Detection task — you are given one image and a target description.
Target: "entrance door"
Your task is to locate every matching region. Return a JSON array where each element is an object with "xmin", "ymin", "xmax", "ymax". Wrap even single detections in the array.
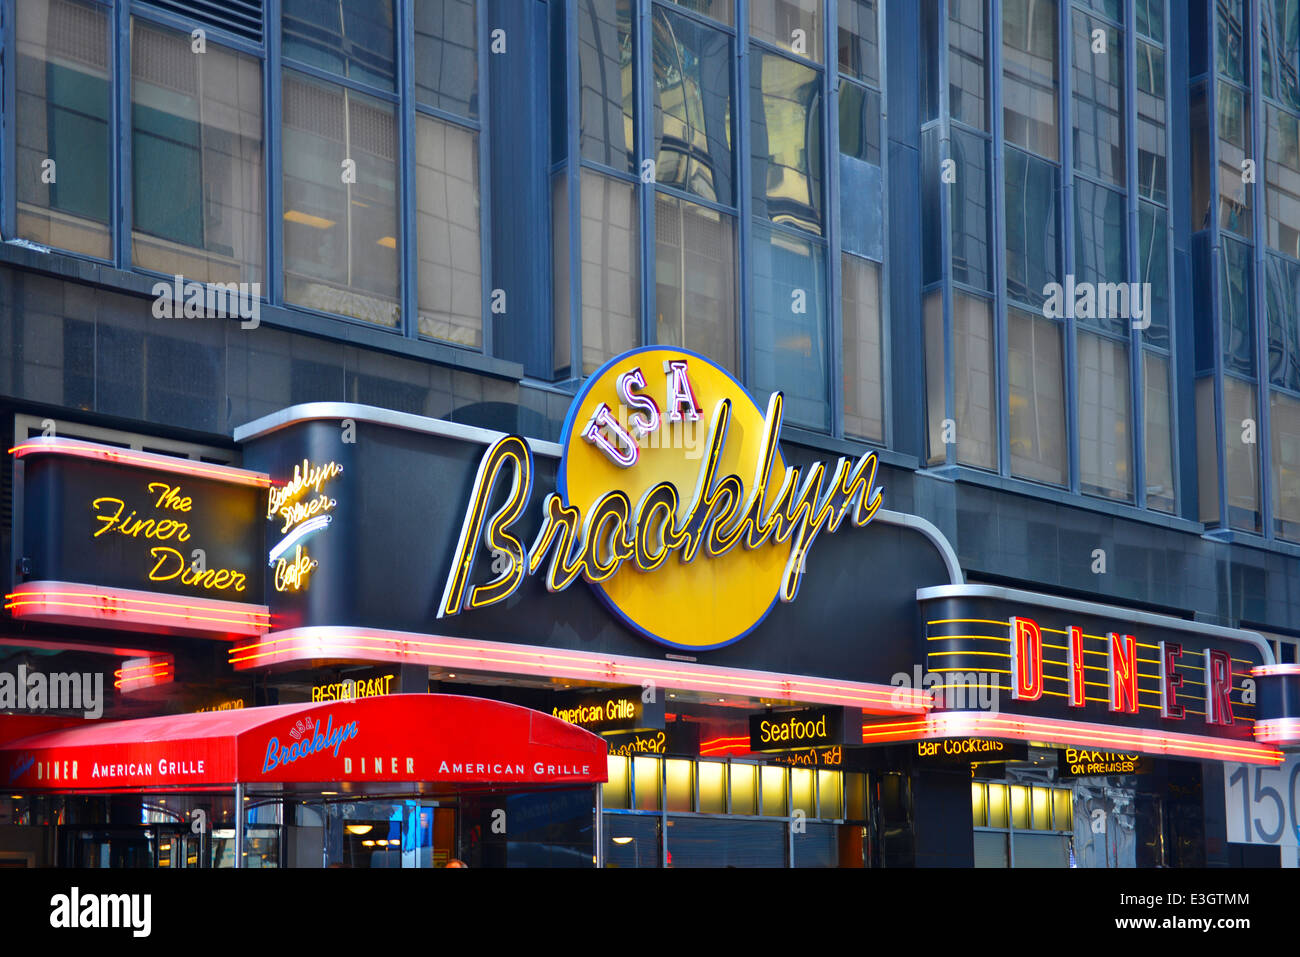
[
  {"xmin": 324, "ymin": 800, "xmax": 457, "ymax": 867},
  {"xmin": 64, "ymin": 826, "xmax": 200, "ymax": 868}
]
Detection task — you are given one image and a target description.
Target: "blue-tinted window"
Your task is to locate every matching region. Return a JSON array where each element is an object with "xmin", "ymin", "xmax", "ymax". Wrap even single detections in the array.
[
  {"xmin": 839, "ymin": 83, "xmax": 882, "ymax": 259},
  {"xmin": 1004, "ymin": 149, "xmax": 1060, "ymax": 309},
  {"xmin": 414, "ymin": 0, "xmax": 478, "ymax": 118},
  {"xmin": 1216, "ymin": 0, "xmax": 1248, "ymax": 83},
  {"xmin": 1136, "ymin": 40, "xmax": 1167, "ymax": 204},
  {"xmin": 1267, "ymin": 254, "xmax": 1300, "ymax": 391},
  {"xmin": 1071, "ymin": 11, "xmax": 1124, "ymax": 185},
  {"xmin": 751, "ymin": 50, "xmax": 823, "ymax": 235},
  {"xmin": 283, "ymin": 0, "xmax": 396, "ymax": 90},
  {"xmin": 1074, "ymin": 178, "xmax": 1128, "ymax": 336},
  {"xmin": 751, "ymin": 223, "xmax": 828, "ymax": 430},
  {"xmin": 1221, "ymin": 236, "xmax": 1256, "ymax": 377},
  {"xmin": 1138, "ymin": 201, "xmax": 1171, "ymax": 350},
  {"xmin": 1262, "ymin": 0, "xmax": 1300, "ymax": 111},
  {"xmin": 951, "ymin": 127, "xmax": 992, "ymax": 290},
  {"xmin": 1136, "ymin": 0, "xmax": 1165, "ymax": 43},
  {"xmin": 838, "ymin": 0, "xmax": 879, "ymax": 85}
]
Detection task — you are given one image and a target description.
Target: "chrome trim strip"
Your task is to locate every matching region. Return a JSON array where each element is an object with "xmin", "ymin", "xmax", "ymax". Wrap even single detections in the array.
[{"xmin": 877, "ymin": 509, "xmax": 963, "ymax": 585}]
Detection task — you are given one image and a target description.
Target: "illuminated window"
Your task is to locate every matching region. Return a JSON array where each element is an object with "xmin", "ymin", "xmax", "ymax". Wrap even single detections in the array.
[
  {"xmin": 760, "ymin": 765, "xmax": 788, "ymax": 817},
  {"xmin": 974, "ymin": 781, "xmax": 1074, "ymax": 867},
  {"xmin": 697, "ymin": 761, "xmax": 727, "ymax": 814},
  {"xmin": 817, "ymin": 770, "xmax": 843, "ymax": 819},
  {"xmin": 729, "ymin": 762, "xmax": 758, "ymax": 816},
  {"xmin": 633, "ymin": 756, "xmax": 662, "ymax": 811},
  {"xmin": 604, "ymin": 755, "xmax": 631, "ymax": 810},
  {"xmin": 665, "ymin": 759, "xmax": 694, "ymax": 813},
  {"xmin": 791, "ymin": 767, "xmax": 815, "ymax": 818}
]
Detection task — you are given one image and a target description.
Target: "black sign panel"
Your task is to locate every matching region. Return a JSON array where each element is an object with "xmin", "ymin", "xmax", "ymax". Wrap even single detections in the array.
[
  {"xmin": 550, "ymin": 688, "xmax": 666, "ymax": 732},
  {"xmin": 21, "ymin": 454, "xmax": 263, "ymax": 602},
  {"xmin": 604, "ymin": 723, "xmax": 701, "ymax": 756},
  {"xmin": 748, "ymin": 707, "xmax": 860, "ymax": 752},
  {"xmin": 1057, "ymin": 748, "xmax": 1152, "ymax": 778},
  {"xmin": 913, "ymin": 738, "xmax": 1028, "ymax": 766}
]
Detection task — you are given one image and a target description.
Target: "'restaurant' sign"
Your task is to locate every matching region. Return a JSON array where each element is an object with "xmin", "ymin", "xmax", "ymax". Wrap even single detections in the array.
[
  {"xmin": 436, "ymin": 348, "xmax": 884, "ymax": 651},
  {"xmin": 748, "ymin": 707, "xmax": 860, "ymax": 752}
]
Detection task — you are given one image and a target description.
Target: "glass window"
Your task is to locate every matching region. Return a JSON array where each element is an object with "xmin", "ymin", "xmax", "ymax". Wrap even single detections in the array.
[
  {"xmin": 1267, "ymin": 255, "xmax": 1300, "ymax": 391},
  {"xmin": 925, "ymin": 291, "xmax": 947, "ymax": 464},
  {"xmin": 633, "ymin": 756, "xmax": 661, "ymax": 810},
  {"xmin": 954, "ymin": 293, "xmax": 998, "ymax": 469},
  {"xmin": 580, "ymin": 0, "xmax": 634, "ymax": 172},
  {"xmin": 1136, "ymin": 0, "xmax": 1164, "ymax": 43},
  {"xmin": 1225, "ymin": 375, "xmax": 1262, "ymax": 531},
  {"xmin": 414, "ymin": 0, "xmax": 478, "ymax": 118},
  {"xmin": 729, "ymin": 762, "xmax": 758, "ymax": 815},
  {"xmin": 1266, "ymin": 105, "xmax": 1300, "ymax": 259},
  {"xmin": 655, "ymin": 194, "xmax": 737, "ymax": 371},
  {"xmin": 15, "ymin": 0, "xmax": 112, "ymax": 259},
  {"xmin": 842, "ymin": 254, "xmax": 884, "ymax": 441},
  {"xmin": 416, "ymin": 114, "xmax": 482, "ymax": 347},
  {"xmin": 582, "ymin": 170, "xmax": 640, "ymax": 372},
  {"xmin": 1144, "ymin": 351, "xmax": 1176, "ymax": 512},
  {"xmin": 1002, "ymin": 0, "xmax": 1059, "ymax": 160},
  {"xmin": 974, "ymin": 830, "xmax": 1009, "ymax": 867},
  {"xmin": 761, "ymin": 765, "xmax": 788, "ymax": 816},
  {"xmin": 751, "ymin": 50, "xmax": 824, "ymax": 235},
  {"xmin": 751, "ymin": 222, "xmax": 828, "ymax": 429},
  {"xmin": 1078, "ymin": 332, "xmax": 1133, "ymax": 501},
  {"xmin": 1008, "ymin": 307, "xmax": 1067, "ymax": 485},
  {"xmin": 972, "ymin": 782, "xmax": 988, "ymax": 826},
  {"xmin": 1136, "ymin": 41, "xmax": 1167, "ymax": 204},
  {"xmin": 1005, "ymin": 149, "xmax": 1060, "ymax": 310},
  {"xmin": 1216, "ymin": 0, "xmax": 1248, "ymax": 84},
  {"xmin": 1218, "ymin": 81, "xmax": 1252, "ymax": 236},
  {"xmin": 987, "ymin": 782, "xmax": 1009, "ymax": 827},
  {"xmin": 604, "ymin": 756, "xmax": 630, "ymax": 808},
  {"xmin": 664, "ymin": 0, "xmax": 735, "ymax": 24},
  {"xmin": 838, "ymin": 0, "xmax": 879, "ymax": 84},
  {"xmin": 1190, "ymin": 82, "xmax": 1213, "ymax": 231},
  {"xmin": 791, "ymin": 767, "xmax": 815, "ymax": 817},
  {"xmin": 951, "ymin": 128, "xmax": 993, "ymax": 291},
  {"xmin": 1262, "ymin": 0, "xmax": 1300, "ymax": 111},
  {"xmin": 697, "ymin": 761, "xmax": 727, "ymax": 813},
  {"xmin": 1273, "ymin": 391, "xmax": 1300, "ymax": 541},
  {"xmin": 750, "ymin": 0, "xmax": 823, "ymax": 63},
  {"xmin": 1196, "ymin": 376, "xmax": 1220, "ymax": 522},
  {"xmin": 666, "ymin": 816, "xmax": 786, "ymax": 866},
  {"xmin": 1012, "ymin": 832, "xmax": 1069, "ymax": 866},
  {"xmin": 1009, "ymin": 784, "xmax": 1029, "ymax": 829},
  {"xmin": 949, "ymin": 0, "xmax": 988, "ymax": 130},
  {"xmin": 1074, "ymin": 179, "xmax": 1128, "ymax": 336},
  {"xmin": 1138, "ymin": 201, "xmax": 1171, "ymax": 350},
  {"xmin": 129, "ymin": 20, "xmax": 264, "ymax": 285},
  {"xmin": 653, "ymin": 7, "xmax": 734, "ymax": 205},
  {"xmin": 282, "ymin": 0, "xmax": 396, "ymax": 90},
  {"xmin": 603, "ymin": 813, "xmax": 658, "ymax": 867},
  {"xmin": 1221, "ymin": 236, "xmax": 1256, "ymax": 377},
  {"xmin": 1071, "ymin": 11, "xmax": 1124, "ymax": 185},
  {"xmin": 282, "ymin": 71, "xmax": 400, "ymax": 327},
  {"xmin": 1030, "ymin": 785, "xmax": 1052, "ymax": 829},
  {"xmin": 665, "ymin": 759, "xmax": 694, "ymax": 812},
  {"xmin": 839, "ymin": 83, "xmax": 882, "ymax": 259}
]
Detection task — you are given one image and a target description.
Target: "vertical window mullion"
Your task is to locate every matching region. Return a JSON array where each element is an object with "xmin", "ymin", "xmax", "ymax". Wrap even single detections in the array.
[
  {"xmin": 736, "ymin": 1, "xmax": 752, "ymax": 385},
  {"xmin": 2, "ymin": 0, "xmax": 15, "ymax": 240},
  {"xmin": 1060, "ymin": 2, "xmax": 1079, "ymax": 493},
  {"xmin": 114, "ymin": 0, "xmax": 130, "ymax": 270},
  {"xmin": 399, "ymin": 0, "xmax": 417, "ymax": 339},
  {"xmin": 267, "ymin": 0, "xmax": 284, "ymax": 305},
  {"xmin": 477, "ymin": 0, "xmax": 493, "ymax": 355},
  {"xmin": 639, "ymin": 0, "xmax": 655, "ymax": 353},
  {"xmin": 827, "ymin": 0, "xmax": 844, "ymax": 438},
  {"xmin": 1125, "ymin": 0, "xmax": 1147, "ymax": 509},
  {"xmin": 1252, "ymin": 0, "xmax": 1275, "ymax": 537},
  {"xmin": 566, "ymin": 0, "xmax": 582, "ymax": 379},
  {"xmin": 941, "ymin": 0, "xmax": 958, "ymax": 468}
]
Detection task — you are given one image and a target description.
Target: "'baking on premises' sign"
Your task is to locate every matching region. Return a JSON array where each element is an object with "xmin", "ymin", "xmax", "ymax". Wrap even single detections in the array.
[{"xmin": 437, "ymin": 348, "xmax": 885, "ymax": 651}]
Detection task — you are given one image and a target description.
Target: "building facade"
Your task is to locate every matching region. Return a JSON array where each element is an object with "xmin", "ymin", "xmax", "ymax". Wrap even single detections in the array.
[{"xmin": 0, "ymin": 0, "xmax": 1297, "ymax": 868}]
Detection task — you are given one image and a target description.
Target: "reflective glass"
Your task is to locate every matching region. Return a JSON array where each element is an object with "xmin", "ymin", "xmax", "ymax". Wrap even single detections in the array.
[
  {"xmin": 416, "ymin": 114, "xmax": 481, "ymax": 347},
  {"xmin": 842, "ymin": 253, "xmax": 884, "ymax": 441},
  {"xmin": 1272, "ymin": 390, "xmax": 1300, "ymax": 540},
  {"xmin": 655, "ymin": 194, "xmax": 737, "ymax": 371},
  {"xmin": 1266, "ymin": 254, "xmax": 1300, "ymax": 391},
  {"xmin": 1071, "ymin": 11, "xmax": 1124, "ymax": 185},
  {"xmin": 838, "ymin": 0, "xmax": 878, "ymax": 84},
  {"xmin": 1136, "ymin": 41, "xmax": 1167, "ymax": 204},
  {"xmin": 580, "ymin": 0, "xmax": 634, "ymax": 171},
  {"xmin": 951, "ymin": 128, "xmax": 992, "ymax": 290},
  {"xmin": 1078, "ymin": 332, "xmax": 1133, "ymax": 501},
  {"xmin": 1002, "ymin": 0, "xmax": 1059, "ymax": 159},
  {"xmin": 949, "ymin": 0, "xmax": 988, "ymax": 130},
  {"xmin": 582, "ymin": 170, "xmax": 640, "ymax": 372},
  {"xmin": 1005, "ymin": 150, "xmax": 1060, "ymax": 310},
  {"xmin": 1218, "ymin": 81, "xmax": 1252, "ymax": 236},
  {"xmin": 1008, "ymin": 308, "xmax": 1067, "ymax": 485},
  {"xmin": 1144, "ymin": 351, "xmax": 1176, "ymax": 513},
  {"xmin": 1138, "ymin": 201, "xmax": 1171, "ymax": 349},
  {"xmin": 1266, "ymin": 104, "xmax": 1300, "ymax": 258},
  {"xmin": 414, "ymin": 0, "xmax": 478, "ymax": 117},
  {"xmin": 750, "ymin": 0, "xmax": 824, "ymax": 63},
  {"xmin": 282, "ymin": 0, "xmax": 396, "ymax": 90},
  {"xmin": 1074, "ymin": 179, "xmax": 1128, "ymax": 337},
  {"xmin": 751, "ymin": 50, "xmax": 824, "ymax": 234},
  {"xmin": 1221, "ymin": 236, "xmax": 1256, "ymax": 376}
]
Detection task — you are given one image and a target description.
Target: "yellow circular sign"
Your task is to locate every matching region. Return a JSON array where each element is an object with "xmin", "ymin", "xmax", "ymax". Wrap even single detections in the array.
[{"xmin": 559, "ymin": 348, "xmax": 790, "ymax": 650}]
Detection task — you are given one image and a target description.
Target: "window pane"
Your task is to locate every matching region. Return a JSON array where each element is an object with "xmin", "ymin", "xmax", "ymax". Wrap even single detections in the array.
[
  {"xmin": 761, "ymin": 765, "xmax": 788, "ymax": 816},
  {"xmin": 665, "ymin": 759, "xmax": 694, "ymax": 813},
  {"xmin": 925, "ymin": 291, "xmax": 947, "ymax": 464},
  {"xmin": 951, "ymin": 128, "xmax": 992, "ymax": 290},
  {"xmin": 15, "ymin": 0, "xmax": 112, "ymax": 259},
  {"xmin": 1218, "ymin": 81, "xmax": 1252, "ymax": 236},
  {"xmin": 282, "ymin": 0, "xmax": 396, "ymax": 91},
  {"xmin": 656, "ymin": 194, "xmax": 736, "ymax": 371},
  {"xmin": 1009, "ymin": 784, "xmax": 1029, "ymax": 829},
  {"xmin": 552, "ymin": 174, "xmax": 572, "ymax": 376},
  {"xmin": 1216, "ymin": 0, "xmax": 1248, "ymax": 84},
  {"xmin": 1136, "ymin": 0, "xmax": 1164, "ymax": 43},
  {"xmin": 1273, "ymin": 391, "xmax": 1300, "ymax": 541},
  {"xmin": 955, "ymin": 293, "xmax": 998, "ymax": 469},
  {"xmin": 987, "ymin": 782, "xmax": 1009, "ymax": 827},
  {"xmin": 1196, "ymin": 376, "xmax": 1220, "ymax": 523},
  {"xmin": 1002, "ymin": 0, "xmax": 1059, "ymax": 160},
  {"xmin": 1008, "ymin": 308, "xmax": 1067, "ymax": 485},
  {"xmin": 1138, "ymin": 202, "xmax": 1171, "ymax": 349},
  {"xmin": 664, "ymin": 0, "xmax": 735, "ymax": 24},
  {"xmin": 282, "ymin": 71, "xmax": 400, "ymax": 327},
  {"xmin": 1012, "ymin": 832, "xmax": 1069, "ymax": 866},
  {"xmin": 1052, "ymin": 787, "xmax": 1074, "ymax": 830},
  {"xmin": 972, "ymin": 782, "xmax": 988, "ymax": 826},
  {"xmin": 416, "ymin": 114, "xmax": 482, "ymax": 348},
  {"xmin": 1030, "ymin": 786, "xmax": 1051, "ymax": 830},
  {"xmin": 842, "ymin": 254, "xmax": 884, "ymax": 441},
  {"xmin": 730, "ymin": 763, "xmax": 758, "ymax": 815},
  {"xmin": 603, "ymin": 756, "xmax": 630, "ymax": 809},
  {"xmin": 791, "ymin": 767, "xmax": 815, "ymax": 817},
  {"xmin": 751, "ymin": 223, "xmax": 828, "ymax": 430},
  {"xmin": 653, "ymin": 8, "xmax": 734, "ymax": 205},
  {"xmin": 1136, "ymin": 41, "xmax": 1167, "ymax": 204},
  {"xmin": 603, "ymin": 813, "xmax": 657, "ymax": 867},
  {"xmin": 130, "ymin": 20, "xmax": 264, "ymax": 285},
  {"xmin": 698, "ymin": 761, "xmax": 727, "ymax": 813},
  {"xmin": 1005, "ymin": 150, "xmax": 1060, "ymax": 310},
  {"xmin": 1071, "ymin": 11, "xmax": 1124, "ymax": 185},
  {"xmin": 839, "ymin": 83, "xmax": 882, "ymax": 258},
  {"xmin": 1221, "ymin": 236, "xmax": 1256, "ymax": 377},
  {"xmin": 949, "ymin": 0, "xmax": 988, "ymax": 130},
  {"xmin": 974, "ymin": 831, "xmax": 1009, "ymax": 867},
  {"xmin": 1078, "ymin": 333, "xmax": 1133, "ymax": 501},
  {"xmin": 1266, "ymin": 105, "xmax": 1300, "ymax": 259},
  {"xmin": 1262, "ymin": 0, "xmax": 1300, "ymax": 111},
  {"xmin": 1225, "ymin": 376, "xmax": 1262, "ymax": 531},
  {"xmin": 1267, "ymin": 255, "xmax": 1300, "ymax": 391},
  {"xmin": 1074, "ymin": 179, "xmax": 1128, "ymax": 337},
  {"xmin": 583, "ymin": 171, "xmax": 640, "ymax": 373},
  {"xmin": 750, "ymin": 0, "xmax": 824, "ymax": 63},
  {"xmin": 580, "ymin": 0, "xmax": 634, "ymax": 171},
  {"xmin": 752, "ymin": 50, "xmax": 824, "ymax": 235},
  {"xmin": 666, "ymin": 817, "xmax": 786, "ymax": 867},
  {"xmin": 414, "ymin": 0, "xmax": 477, "ymax": 117},
  {"xmin": 838, "ymin": 0, "xmax": 879, "ymax": 85},
  {"xmin": 1144, "ymin": 351, "xmax": 1176, "ymax": 513},
  {"xmin": 633, "ymin": 756, "xmax": 661, "ymax": 810},
  {"xmin": 1190, "ymin": 82, "xmax": 1213, "ymax": 231}
]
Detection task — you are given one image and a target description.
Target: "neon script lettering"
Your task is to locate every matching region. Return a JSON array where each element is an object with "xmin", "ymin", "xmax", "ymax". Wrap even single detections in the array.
[{"xmin": 262, "ymin": 714, "xmax": 358, "ymax": 773}]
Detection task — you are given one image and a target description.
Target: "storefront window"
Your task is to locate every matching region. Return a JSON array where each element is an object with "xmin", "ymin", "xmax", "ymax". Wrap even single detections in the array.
[
  {"xmin": 760, "ymin": 765, "xmax": 788, "ymax": 816},
  {"xmin": 730, "ymin": 762, "xmax": 758, "ymax": 815},
  {"xmin": 698, "ymin": 761, "xmax": 727, "ymax": 814},
  {"xmin": 974, "ymin": 782, "xmax": 1073, "ymax": 867},
  {"xmin": 634, "ymin": 756, "xmax": 662, "ymax": 811}
]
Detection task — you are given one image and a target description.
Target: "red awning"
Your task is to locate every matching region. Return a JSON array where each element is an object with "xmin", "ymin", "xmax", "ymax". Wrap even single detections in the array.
[{"xmin": 0, "ymin": 694, "xmax": 608, "ymax": 791}]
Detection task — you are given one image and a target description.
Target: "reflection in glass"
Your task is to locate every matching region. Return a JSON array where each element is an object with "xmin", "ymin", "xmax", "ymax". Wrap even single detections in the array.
[
  {"xmin": 953, "ymin": 294, "xmax": 998, "ymax": 469},
  {"xmin": 1078, "ymin": 332, "xmax": 1133, "ymax": 502},
  {"xmin": 838, "ymin": 0, "xmax": 879, "ymax": 84},
  {"xmin": 750, "ymin": 0, "xmax": 824, "ymax": 63},
  {"xmin": 1002, "ymin": 0, "xmax": 1059, "ymax": 159},
  {"xmin": 414, "ymin": 0, "xmax": 478, "ymax": 117},
  {"xmin": 1272, "ymin": 391, "xmax": 1300, "ymax": 541},
  {"xmin": 1144, "ymin": 352, "xmax": 1176, "ymax": 513},
  {"xmin": 1216, "ymin": 0, "xmax": 1248, "ymax": 84},
  {"xmin": 751, "ymin": 223, "xmax": 829, "ymax": 430},
  {"xmin": 1138, "ymin": 201, "xmax": 1171, "ymax": 350},
  {"xmin": 416, "ymin": 114, "xmax": 481, "ymax": 347},
  {"xmin": 580, "ymin": 0, "xmax": 634, "ymax": 171},
  {"xmin": 1224, "ymin": 376, "xmax": 1262, "ymax": 532},
  {"xmin": 1266, "ymin": 254, "xmax": 1300, "ymax": 391},
  {"xmin": 1217, "ymin": 81, "xmax": 1251, "ymax": 236},
  {"xmin": 653, "ymin": 8, "xmax": 733, "ymax": 204},
  {"xmin": 282, "ymin": 71, "xmax": 399, "ymax": 327},
  {"xmin": 951, "ymin": 128, "xmax": 992, "ymax": 290},
  {"xmin": 282, "ymin": 0, "xmax": 396, "ymax": 91},
  {"xmin": 839, "ymin": 83, "xmax": 883, "ymax": 259},
  {"xmin": 949, "ymin": 0, "xmax": 988, "ymax": 130},
  {"xmin": 16, "ymin": 0, "xmax": 112, "ymax": 259},
  {"xmin": 583, "ymin": 171, "xmax": 640, "ymax": 373},
  {"xmin": 1074, "ymin": 179, "xmax": 1128, "ymax": 336},
  {"xmin": 1005, "ymin": 150, "xmax": 1060, "ymax": 309},
  {"xmin": 1136, "ymin": 0, "xmax": 1164, "ymax": 43},
  {"xmin": 751, "ymin": 50, "xmax": 824, "ymax": 235},
  {"xmin": 1072, "ymin": 11, "xmax": 1124, "ymax": 185},
  {"xmin": 130, "ymin": 20, "xmax": 264, "ymax": 285},
  {"xmin": 1008, "ymin": 308, "xmax": 1067, "ymax": 486},
  {"xmin": 655, "ymin": 194, "xmax": 736, "ymax": 371},
  {"xmin": 1220, "ymin": 236, "xmax": 1256, "ymax": 377},
  {"xmin": 1262, "ymin": 0, "xmax": 1300, "ymax": 111},
  {"xmin": 1136, "ymin": 40, "xmax": 1167, "ymax": 204},
  {"xmin": 1265, "ymin": 105, "xmax": 1300, "ymax": 259},
  {"xmin": 842, "ymin": 254, "xmax": 884, "ymax": 441}
]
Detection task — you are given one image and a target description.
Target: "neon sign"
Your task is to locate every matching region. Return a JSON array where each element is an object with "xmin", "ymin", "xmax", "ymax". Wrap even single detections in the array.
[
  {"xmin": 268, "ymin": 459, "xmax": 341, "ymax": 593},
  {"xmin": 438, "ymin": 348, "xmax": 884, "ymax": 651}
]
